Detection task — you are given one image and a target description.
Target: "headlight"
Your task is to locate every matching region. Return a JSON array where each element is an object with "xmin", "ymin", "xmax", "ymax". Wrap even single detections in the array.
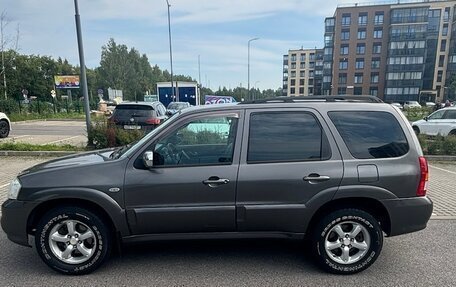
[{"xmin": 8, "ymin": 178, "xmax": 21, "ymax": 200}]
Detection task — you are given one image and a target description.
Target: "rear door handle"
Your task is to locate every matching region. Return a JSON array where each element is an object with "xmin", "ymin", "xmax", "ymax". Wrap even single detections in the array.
[
  {"xmin": 203, "ymin": 177, "xmax": 230, "ymax": 188},
  {"xmin": 303, "ymin": 173, "xmax": 331, "ymax": 183}
]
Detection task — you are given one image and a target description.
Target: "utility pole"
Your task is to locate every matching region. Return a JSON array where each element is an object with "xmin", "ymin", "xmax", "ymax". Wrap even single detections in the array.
[
  {"xmin": 1, "ymin": 12, "xmax": 7, "ymax": 99},
  {"xmin": 247, "ymin": 37, "xmax": 259, "ymax": 101},
  {"xmin": 166, "ymin": 0, "xmax": 175, "ymax": 102},
  {"xmin": 198, "ymin": 55, "xmax": 201, "ymax": 105},
  {"xmin": 74, "ymin": 0, "xmax": 91, "ymax": 135}
]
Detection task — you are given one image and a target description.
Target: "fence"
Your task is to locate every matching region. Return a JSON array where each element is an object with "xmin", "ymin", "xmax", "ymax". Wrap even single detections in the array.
[{"xmin": 0, "ymin": 99, "xmax": 99, "ymax": 115}]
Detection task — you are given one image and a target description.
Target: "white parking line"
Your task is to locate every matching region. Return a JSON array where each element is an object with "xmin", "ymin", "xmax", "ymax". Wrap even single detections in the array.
[
  {"xmin": 429, "ymin": 164, "xmax": 456, "ymax": 176},
  {"xmin": 44, "ymin": 135, "xmax": 81, "ymax": 145},
  {"xmin": 0, "ymin": 183, "xmax": 10, "ymax": 188}
]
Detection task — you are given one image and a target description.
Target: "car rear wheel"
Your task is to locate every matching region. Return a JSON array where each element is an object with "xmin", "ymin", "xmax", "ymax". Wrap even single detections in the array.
[
  {"xmin": 449, "ymin": 130, "xmax": 456, "ymax": 136},
  {"xmin": 0, "ymin": 120, "xmax": 9, "ymax": 138},
  {"xmin": 311, "ymin": 209, "xmax": 383, "ymax": 274},
  {"xmin": 35, "ymin": 206, "xmax": 111, "ymax": 275}
]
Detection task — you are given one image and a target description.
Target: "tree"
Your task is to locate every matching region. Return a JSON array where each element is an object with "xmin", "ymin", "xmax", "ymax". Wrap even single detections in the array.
[{"xmin": 1, "ymin": 10, "xmax": 20, "ymax": 99}]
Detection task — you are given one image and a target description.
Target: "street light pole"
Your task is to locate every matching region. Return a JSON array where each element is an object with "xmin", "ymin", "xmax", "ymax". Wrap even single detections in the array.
[
  {"xmin": 247, "ymin": 37, "xmax": 259, "ymax": 101},
  {"xmin": 166, "ymin": 0, "xmax": 175, "ymax": 102},
  {"xmin": 73, "ymin": 0, "xmax": 91, "ymax": 135}
]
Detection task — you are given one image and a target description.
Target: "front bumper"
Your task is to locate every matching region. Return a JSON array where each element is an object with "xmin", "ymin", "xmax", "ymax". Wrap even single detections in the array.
[
  {"xmin": 382, "ymin": 196, "xmax": 433, "ymax": 237},
  {"xmin": 1, "ymin": 199, "xmax": 39, "ymax": 247}
]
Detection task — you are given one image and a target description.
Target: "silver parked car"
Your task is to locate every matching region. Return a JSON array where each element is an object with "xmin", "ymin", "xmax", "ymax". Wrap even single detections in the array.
[{"xmin": 412, "ymin": 107, "xmax": 456, "ymax": 136}]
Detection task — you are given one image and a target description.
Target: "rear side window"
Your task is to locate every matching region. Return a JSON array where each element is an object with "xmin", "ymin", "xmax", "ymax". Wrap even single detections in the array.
[
  {"xmin": 247, "ymin": 112, "xmax": 331, "ymax": 163},
  {"xmin": 114, "ymin": 105, "xmax": 154, "ymax": 117},
  {"xmin": 329, "ymin": 111, "xmax": 409, "ymax": 159}
]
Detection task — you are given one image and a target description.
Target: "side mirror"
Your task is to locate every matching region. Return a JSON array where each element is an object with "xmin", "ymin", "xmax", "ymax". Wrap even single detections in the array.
[
  {"xmin": 424, "ymin": 116, "xmax": 428, "ymax": 121},
  {"xmin": 143, "ymin": 151, "xmax": 154, "ymax": 168}
]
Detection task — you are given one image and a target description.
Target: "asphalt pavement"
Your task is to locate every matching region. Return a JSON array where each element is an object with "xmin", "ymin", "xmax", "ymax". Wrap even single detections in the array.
[{"xmin": 0, "ymin": 120, "xmax": 87, "ymax": 146}]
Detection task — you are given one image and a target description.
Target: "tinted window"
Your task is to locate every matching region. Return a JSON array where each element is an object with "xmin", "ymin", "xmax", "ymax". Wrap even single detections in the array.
[
  {"xmin": 444, "ymin": 110, "xmax": 456, "ymax": 119},
  {"xmin": 114, "ymin": 105, "xmax": 154, "ymax": 117},
  {"xmin": 247, "ymin": 112, "xmax": 330, "ymax": 163},
  {"xmin": 329, "ymin": 111, "xmax": 409, "ymax": 159}
]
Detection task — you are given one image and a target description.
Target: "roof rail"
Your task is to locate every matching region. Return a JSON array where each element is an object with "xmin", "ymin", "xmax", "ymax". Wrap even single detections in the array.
[{"xmin": 240, "ymin": 95, "xmax": 383, "ymax": 104}]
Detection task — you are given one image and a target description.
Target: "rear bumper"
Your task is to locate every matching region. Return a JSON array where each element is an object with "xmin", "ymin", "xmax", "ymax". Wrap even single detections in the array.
[
  {"xmin": 1, "ymin": 199, "xmax": 38, "ymax": 247},
  {"xmin": 382, "ymin": 196, "xmax": 433, "ymax": 237}
]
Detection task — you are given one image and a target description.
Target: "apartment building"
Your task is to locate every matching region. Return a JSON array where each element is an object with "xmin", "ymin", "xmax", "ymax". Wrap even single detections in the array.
[
  {"xmin": 319, "ymin": 0, "xmax": 456, "ymax": 103},
  {"xmin": 282, "ymin": 48, "xmax": 323, "ymax": 97}
]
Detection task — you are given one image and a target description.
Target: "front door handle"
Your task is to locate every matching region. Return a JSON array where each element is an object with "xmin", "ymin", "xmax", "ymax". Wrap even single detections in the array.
[
  {"xmin": 203, "ymin": 177, "xmax": 230, "ymax": 188},
  {"xmin": 303, "ymin": 173, "xmax": 331, "ymax": 183}
]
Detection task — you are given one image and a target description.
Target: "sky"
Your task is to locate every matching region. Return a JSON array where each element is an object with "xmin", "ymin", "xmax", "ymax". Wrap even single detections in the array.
[{"xmin": 1, "ymin": 0, "xmax": 355, "ymax": 91}]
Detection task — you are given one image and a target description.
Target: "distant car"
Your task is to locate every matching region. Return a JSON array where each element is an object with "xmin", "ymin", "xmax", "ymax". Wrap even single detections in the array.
[
  {"xmin": 0, "ymin": 112, "xmax": 11, "ymax": 138},
  {"xmin": 391, "ymin": 103, "xmax": 403, "ymax": 110},
  {"xmin": 109, "ymin": 101, "xmax": 168, "ymax": 131},
  {"xmin": 166, "ymin": 101, "xmax": 191, "ymax": 116},
  {"xmin": 425, "ymin": 102, "xmax": 436, "ymax": 108},
  {"xmin": 404, "ymin": 101, "xmax": 421, "ymax": 110},
  {"xmin": 412, "ymin": 107, "xmax": 456, "ymax": 136}
]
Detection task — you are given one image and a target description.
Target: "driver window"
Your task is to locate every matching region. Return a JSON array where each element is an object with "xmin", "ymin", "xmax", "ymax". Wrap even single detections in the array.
[
  {"xmin": 428, "ymin": 110, "xmax": 445, "ymax": 120},
  {"xmin": 153, "ymin": 115, "xmax": 238, "ymax": 166}
]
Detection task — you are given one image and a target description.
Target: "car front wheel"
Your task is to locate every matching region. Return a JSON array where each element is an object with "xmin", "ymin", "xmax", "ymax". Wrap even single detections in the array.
[
  {"xmin": 0, "ymin": 120, "xmax": 9, "ymax": 138},
  {"xmin": 35, "ymin": 206, "xmax": 111, "ymax": 275},
  {"xmin": 311, "ymin": 209, "xmax": 383, "ymax": 274}
]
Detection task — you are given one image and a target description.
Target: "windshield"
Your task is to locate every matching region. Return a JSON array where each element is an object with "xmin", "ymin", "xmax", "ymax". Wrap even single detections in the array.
[
  {"xmin": 167, "ymin": 102, "xmax": 188, "ymax": 110},
  {"xmin": 118, "ymin": 111, "xmax": 181, "ymax": 158}
]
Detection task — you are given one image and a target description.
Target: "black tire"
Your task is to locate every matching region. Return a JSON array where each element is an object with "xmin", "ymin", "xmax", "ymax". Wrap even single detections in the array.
[
  {"xmin": 412, "ymin": 126, "xmax": 420, "ymax": 135},
  {"xmin": 35, "ymin": 206, "xmax": 111, "ymax": 275},
  {"xmin": 311, "ymin": 209, "xmax": 383, "ymax": 275},
  {"xmin": 449, "ymin": 130, "xmax": 456, "ymax": 136},
  {"xmin": 0, "ymin": 120, "xmax": 9, "ymax": 138}
]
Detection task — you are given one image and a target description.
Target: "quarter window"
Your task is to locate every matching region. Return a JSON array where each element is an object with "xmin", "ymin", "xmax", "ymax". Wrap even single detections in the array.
[
  {"xmin": 247, "ymin": 112, "xmax": 330, "ymax": 163},
  {"xmin": 329, "ymin": 111, "xmax": 409, "ymax": 159}
]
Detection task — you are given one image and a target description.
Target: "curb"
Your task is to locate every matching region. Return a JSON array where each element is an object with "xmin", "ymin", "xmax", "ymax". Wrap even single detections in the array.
[
  {"xmin": 0, "ymin": 151, "xmax": 80, "ymax": 157},
  {"xmin": 425, "ymin": 155, "xmax": 456, "ymax": 161}
]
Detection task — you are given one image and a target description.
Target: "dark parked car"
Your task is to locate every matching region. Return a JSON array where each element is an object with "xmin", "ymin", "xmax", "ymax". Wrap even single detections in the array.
[
  {"xmin": 166, "ymin": 101, "xmax": 191, "ymax": 116},
  {"xmin": 109, "ymin": 101, "xmax": 168, "ymax": 131},
  {"xmin": 2, "ymin": 96, "xmax": 432, "ymax": 275}
]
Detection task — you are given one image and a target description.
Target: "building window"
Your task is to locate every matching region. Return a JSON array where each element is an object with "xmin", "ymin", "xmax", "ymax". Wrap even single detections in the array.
[
  {"xmin": 354, "ymin": 87, "xmax": 363, "ymax": 95},
  {"xmin": 290, "ymin": 87, "xmax": 295, "ymax": 94},
  {"xmin": 299, "ymin": 79, "xmax": 305, "ymax": 86},
  {"xmin": 340, "ymin": 45, "xmax": 349, "ymax": 55},
  {"xmin": 290, "ymin": 79, "xmax": 296, "ymax": 86},
  {"xmin": 323, "ymin": 75, "xmax": 332, "ymax": 83},
  {"xmin": 299, "ymin": 87, "xmax": 305, "ymax": 94},
  {"xmin": 291, "ymin": 54, "xmax": 296, "ymax": 62},
  {"xmin": 441, "ymin": 39, "xmax": 447, "ymax": 52},
  {"xmin": 341, "ymin": 30, "xmax": 350, "ymax": 40},
  {"xmin": 342, "ymin": 14, "xmax": 351, "ymax": 26},
  {"xmin": 338, "ymin": 87, "xmax": 347, "ymax": 95},
  {"xmin": 308, "ymin": 87, "xmax": 314, "ymax": 94},
  {"xmin": 369, "ymin": 87, "xmax": 378, "ymax": 97},
  {"xmin": 339, "ymin": 73, "xmax": 347, "ymax": 84},
  {"xmin": 390, "ymin": 41, "xmax": 425, "ymax": 49},
  {"xmin": 437, "ymin": 71, "xmax": 443, "ymax": 82},
  {"xmin": 371, "ymin": 58, "xmax": 380, "ymax": 69},
  {"xmin": 339, "ymin": 59, "xmax": 348, "ymax": 70},
  {"xmin": 386, "ymin": 72, "xmax": 422, "ymax": 80},
  {"xmin": 357, "ymin": 29, "xmax": 366, "ymax": 40},
  {"xmin": 308, "ymin": 79, "xmax": 314, "ymax": 85},
  {"xmin": 324, "ymin": 47, "xmax": 333, "ymax": 55},
  {"xmin": 373, "ymin": 43, "xmax": 382, "ymax": 54},
  {"xmin": 291, "ymin": 71, "xmax": 296, "ymax": 78},
  {"xmin": 300, "ymin": 54, "xmax": 306, "ymax": 62},
  {"xmin": 444, "ymin": 7, "xmax": 450, "ymax": 22},
  {"xmin": 439, "ymin": 55, "xmax": 445, "ymax": 67},
  {"xmin": 374, "ymin": 12, "xmax": 384, "ymax": 25},
  {"xmin": 300, "ymin": 62, "xmax": 305, "ymax": 69},
  {"xmin": 354, "ymin": 73, "xmax": 363, "ymax": 84},
  {"xmin": 291, "ymin": 63, "xmax": 296, "ymax": 69},
  {"xmin": 326, "ymin": 18, "xmax": 335, "ymax": 26},
  {"xmin": 309, "ymin": 70, "xmax": 314, "ymax": 77},
  {"xmin": 371, "ymin": 73, "xmax": 379, "ymax": 84},
  {"xmin": 388, "ymin": 56, "xmax": 424, "ymax": 65},
  {"xmin": 443, "ymin": 24, "xmax": 449, "ymax": 36},
  {"xmin": 309, "ymin": 53, "xmax": 315, "ymax": 61},
  {"xmin": 356, "ymin": 58, "xmax": 365, "ymax": 69},
  {"xmin": 356, "ymin": 43, "xmax": 366, "ymax": 55},
  {"xmin": 374, "ymin": 28, "xmax": 383, "ymax": 39},
  {"xmin": 358, "ymin": 13, "xmax": 368, "ymax": 26}
]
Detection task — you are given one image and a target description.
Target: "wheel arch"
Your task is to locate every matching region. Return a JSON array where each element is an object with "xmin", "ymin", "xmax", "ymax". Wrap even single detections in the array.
[{"xmin": 306, "ymin": 197, "xmax": 392, "ymax": 237}]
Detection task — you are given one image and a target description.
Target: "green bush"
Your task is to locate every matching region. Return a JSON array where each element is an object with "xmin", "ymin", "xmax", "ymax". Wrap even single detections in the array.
[
  {"xmin": 405, "ymin": 107, "xmax": 431, "ymax": 122},
  {"xmin": 88, "ymin": 120, "xmax": 145, "ymax": 149},
  {"xmin": 418, "ymin": 134, "xmax": 456, "ymax": 155},
  {"xmin": 0, "ymin": 142, "xmax": 83, "ymax": 152}
]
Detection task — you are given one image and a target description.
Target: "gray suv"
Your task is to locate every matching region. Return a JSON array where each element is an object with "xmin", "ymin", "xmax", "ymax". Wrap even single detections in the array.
[{"xmin": 1, "ymin": 96, "xmax": 433, "ymax": 275}]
